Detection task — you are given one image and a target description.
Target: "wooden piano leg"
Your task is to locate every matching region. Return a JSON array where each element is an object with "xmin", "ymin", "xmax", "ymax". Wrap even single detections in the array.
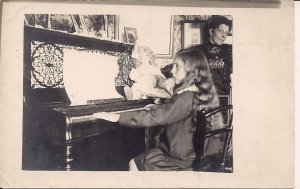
[{"xmin": 65, "ymin": 143, "xmax": 73, "ymax": 171}]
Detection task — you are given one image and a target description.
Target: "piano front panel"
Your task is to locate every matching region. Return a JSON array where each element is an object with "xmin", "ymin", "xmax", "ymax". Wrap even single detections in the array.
[
  {"xmin": 23, "ymin": 105, "xmax": 147, "ymax": 170},
  {"xmin": 69, "ymin": 119, "xmax": 118, "ymax": 141}
]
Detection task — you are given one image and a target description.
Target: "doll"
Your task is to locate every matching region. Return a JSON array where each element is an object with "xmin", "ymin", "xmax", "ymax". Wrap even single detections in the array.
[{"xmin": 124, "ymin": 45, "xmax": 175, "ymax": 100}]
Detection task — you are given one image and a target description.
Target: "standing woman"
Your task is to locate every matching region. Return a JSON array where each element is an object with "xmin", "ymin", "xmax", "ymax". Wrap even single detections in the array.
[
  {"xmin": 194, "ymin": 16, "xmax": 232, "ymax": 96},
  {"xmin": 94, "ymin": 48, "xmax": 222, "ymax": 171}
]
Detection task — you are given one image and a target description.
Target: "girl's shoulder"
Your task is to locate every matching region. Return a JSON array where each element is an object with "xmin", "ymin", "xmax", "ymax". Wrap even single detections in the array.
[
  {"xmin": 171, "ymin": 85, "xmax": 198, "ymax": 103},
  {"xmin": 173, "ymin": 90, "xmax": 196, "ymax": 102},
  {"xmin": 176, "ymin": 85, "xmax": 198, "ymax": 94}
]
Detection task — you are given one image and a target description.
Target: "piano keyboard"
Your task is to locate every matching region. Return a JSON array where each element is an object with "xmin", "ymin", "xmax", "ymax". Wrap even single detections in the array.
[
  {"xmin": 70, "ymin": 107, "xmax": 146, "ymax": 124},
  {"xmin": 53, "ymin": 99, "xmax": 153, "ymax": 117}
]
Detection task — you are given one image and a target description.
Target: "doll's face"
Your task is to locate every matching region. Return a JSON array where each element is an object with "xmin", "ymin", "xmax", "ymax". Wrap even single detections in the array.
[
  {"xmin": 171, "ymin": 58, "xmax": 187, "ymax": 84},
  {"xmin": 131, "ymin": 47, "xmax": 155, "ymax": 66},
  {"xmin": 140, "ymin": 53, "xmax": 151, "ymax": 64}
]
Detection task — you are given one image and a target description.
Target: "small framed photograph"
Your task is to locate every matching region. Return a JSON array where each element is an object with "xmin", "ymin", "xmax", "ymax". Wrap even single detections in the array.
[
  {"xmin": 181, "ymin": 21, "xmax": 207, "ymax": 49},
  {"xmin": 124, "ymin": 27, "xmax": 138, "ymax": 44}
]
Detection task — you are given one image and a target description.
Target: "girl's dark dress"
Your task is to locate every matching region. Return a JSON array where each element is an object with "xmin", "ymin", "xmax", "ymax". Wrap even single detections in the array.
[{"xmin": 119, "ymin": 91, "xmax": 198, "ymax": 171}]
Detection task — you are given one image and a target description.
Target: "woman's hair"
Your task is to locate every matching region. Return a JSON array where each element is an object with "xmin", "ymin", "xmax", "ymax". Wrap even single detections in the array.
[
  {"xmin": 208, "ymin": 15, "xmax": 232, "ymax": 32},
  {"xmin": 173, "ymin": 48, "xmax": 221, "ymax": 129}
]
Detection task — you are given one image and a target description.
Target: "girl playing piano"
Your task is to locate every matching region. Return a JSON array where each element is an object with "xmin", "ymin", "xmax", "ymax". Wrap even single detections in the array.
[{"xmin": 94, "ymin": 48, "xmax": 222, "ymax": 171}]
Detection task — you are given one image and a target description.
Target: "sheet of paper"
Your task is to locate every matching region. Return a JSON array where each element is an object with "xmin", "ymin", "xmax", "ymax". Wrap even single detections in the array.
[{"xmin": 63, "ymin": 49, "xmax": 122, "ymax": 105}]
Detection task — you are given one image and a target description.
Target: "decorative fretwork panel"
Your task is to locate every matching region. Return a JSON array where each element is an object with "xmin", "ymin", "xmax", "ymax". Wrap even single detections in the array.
[
  {"xmin": 31, "ymin": 42, "xmax": 64, "ymax": 88},
  {"xmin": 30, "ymin": 40, "xmax": 136, "ymax": 89}
]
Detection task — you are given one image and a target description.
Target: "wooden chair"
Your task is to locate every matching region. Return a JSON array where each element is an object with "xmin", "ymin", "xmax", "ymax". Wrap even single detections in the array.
[{"xmin": 193, "ymin": 105, "xmax": 233, "ymax": 172}]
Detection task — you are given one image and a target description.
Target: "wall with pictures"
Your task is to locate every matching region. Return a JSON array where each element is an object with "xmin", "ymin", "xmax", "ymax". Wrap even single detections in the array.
[
  {"xmin": 119, "ymin": 15, "xmax": 212, "ymax": 59},
  {"xmin": 118, "ymin": 15, "xmax": 209, "ymax": 66},
  {"xmin": 118, "ymin": 15, "xmax": 232, "ymax": 65},
  {"xmin": 25, "ymin": 14, "xmax": 136, "ymax": 89},
  {"xmin": 25, "ymin": 14, "xmax": 232, "ymax": 59},
  {"xmin": 172, "ymin": 15, "xmax": 211, "ymax": 57},
  {"xmin": 118, "ymin": 14, "xmax": 173, "ymax": 58},
  {"xmin": 25, "ymin": 14, "xmax": 118, "ymax": 40},
  {"xmin": 25, "ymin": 14, "xmax": 233, "ymax": 89},
  {"xmin": 173, "ymin": 15, "xmax": 232, "ymax": 53}
]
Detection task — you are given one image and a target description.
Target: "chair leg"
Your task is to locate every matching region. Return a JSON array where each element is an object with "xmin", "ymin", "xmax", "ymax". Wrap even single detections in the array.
[{"xmin": 220, "ymin": 131, "xmax": 232, "ymax": 172}]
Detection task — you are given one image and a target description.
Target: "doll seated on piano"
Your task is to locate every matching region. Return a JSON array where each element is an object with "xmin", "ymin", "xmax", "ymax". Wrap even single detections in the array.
[{"xmin": 124, "ymin": 45, "xmax": 175, "ymax": 100}]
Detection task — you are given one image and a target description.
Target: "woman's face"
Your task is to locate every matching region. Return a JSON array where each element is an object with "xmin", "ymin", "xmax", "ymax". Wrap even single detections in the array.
[
  {"xmin": 209, "ymin": 24, "xmax": 230, "ymax": 45},
  {"xmin": 171, "ymin": 58, "xmax": 187, "ymax": 84}
]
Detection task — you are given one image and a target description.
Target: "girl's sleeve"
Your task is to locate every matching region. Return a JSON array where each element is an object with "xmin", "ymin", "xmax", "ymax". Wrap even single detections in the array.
[{"xmin": 119, "ymin": 91, "xmax": 195, "ymax": 128}]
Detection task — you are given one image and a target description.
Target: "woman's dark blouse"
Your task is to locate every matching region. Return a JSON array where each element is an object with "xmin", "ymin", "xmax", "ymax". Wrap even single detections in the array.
[
  {"xmin": 119, "ymin": 91, "xmax": 197, "ymax": 166},
  {"xmin": 194, "ymin": 42, "xmax": 232, "ymax": 95}
]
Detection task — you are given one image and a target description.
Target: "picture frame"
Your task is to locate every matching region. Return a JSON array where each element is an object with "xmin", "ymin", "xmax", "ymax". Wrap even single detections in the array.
[
  {"xmin": 124, "ymin": 27, "xmax": 138, "ymax": 44},
  {"xmin": 181, "ymin": 20, "xmax": 208, "ymax": 49},
  {"xmin": 79, "ymin": 15, "xmax": 117, "ymax": 40}
]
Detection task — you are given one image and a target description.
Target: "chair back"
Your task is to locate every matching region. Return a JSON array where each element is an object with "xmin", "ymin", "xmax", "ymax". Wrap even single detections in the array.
[{"xmin": 193, "ymin": 105, "xmax": 233, "ymax": 172}]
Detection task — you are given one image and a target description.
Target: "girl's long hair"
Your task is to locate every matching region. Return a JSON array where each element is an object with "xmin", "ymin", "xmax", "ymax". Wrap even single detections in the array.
[{"xmin": 174, "ymin": 48, "xmax": 222, "ymax": 129}]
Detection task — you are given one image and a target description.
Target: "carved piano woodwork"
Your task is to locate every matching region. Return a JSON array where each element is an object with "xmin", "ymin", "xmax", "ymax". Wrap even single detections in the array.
[{"xmin": 22, "ymin": 25, "xmax": 152, "ymax": 170}]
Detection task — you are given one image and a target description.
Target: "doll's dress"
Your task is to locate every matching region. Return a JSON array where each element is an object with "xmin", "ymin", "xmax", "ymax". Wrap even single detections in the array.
[{"xmin": 128, "ymin": 64, "xmax": 167, "ymax": 100}]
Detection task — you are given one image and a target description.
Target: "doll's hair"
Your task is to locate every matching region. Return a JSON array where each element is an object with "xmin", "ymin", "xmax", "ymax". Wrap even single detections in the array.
[{"xmin": 136, "ymin": 46, "xmax": 156, "ymax": 65}]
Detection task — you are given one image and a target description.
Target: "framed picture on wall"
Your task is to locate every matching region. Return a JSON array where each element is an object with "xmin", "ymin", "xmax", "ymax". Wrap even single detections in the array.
[
  {"xmin": 77, "ymin": 15, "xmax": 117, "ymax": 40},
  {"xmin": 124, "ymin": 27, "xmax": 138, "ymax": 44},
  {"xmin": 181, "ymin": 21, "xmax": 207, "ymax": 49}
]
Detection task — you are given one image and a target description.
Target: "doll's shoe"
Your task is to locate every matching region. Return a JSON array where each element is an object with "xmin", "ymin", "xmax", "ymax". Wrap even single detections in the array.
[{"xmin": 124, "ymin": 85, "xmax": 133, "ymax": 100}]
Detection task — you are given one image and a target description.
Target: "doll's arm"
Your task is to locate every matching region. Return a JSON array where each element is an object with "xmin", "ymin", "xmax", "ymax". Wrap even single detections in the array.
[{"xmin": 129, "ymin": 68, "xmax": 141, "ymax": 81}]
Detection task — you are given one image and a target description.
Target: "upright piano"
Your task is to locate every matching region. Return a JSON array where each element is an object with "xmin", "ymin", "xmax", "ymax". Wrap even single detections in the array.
[{"xmin": 22, "ymin": 25, "xmax": 153, "ymax": 171}]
